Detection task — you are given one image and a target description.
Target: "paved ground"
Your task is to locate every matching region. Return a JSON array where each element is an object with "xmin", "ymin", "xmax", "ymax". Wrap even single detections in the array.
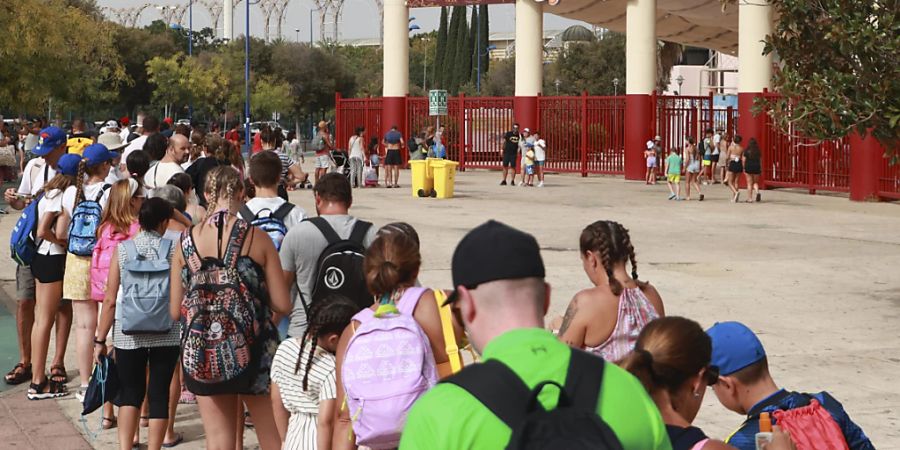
[{"xmin": 0, "ymin": 166, "xmax": 898, "ymax": 449}]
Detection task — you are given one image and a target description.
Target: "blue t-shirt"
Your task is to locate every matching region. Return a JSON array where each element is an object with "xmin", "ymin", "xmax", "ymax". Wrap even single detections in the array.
[
  {"xmin": 384, "ymin": 130, "xmax": 402, "ymax": 145},
  {"xmin": 726, "ymin": 389, "xmax": 874, "ymax": 450}
]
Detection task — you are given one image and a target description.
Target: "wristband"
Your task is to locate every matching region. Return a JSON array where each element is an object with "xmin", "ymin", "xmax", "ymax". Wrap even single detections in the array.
[{"xmin": 94, "ymin": 338, "xmax": 106, "ymax": 345}]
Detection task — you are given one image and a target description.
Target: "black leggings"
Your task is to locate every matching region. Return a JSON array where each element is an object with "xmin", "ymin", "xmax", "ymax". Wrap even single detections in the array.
[{"xmin": 114, "ymin": 346, "xmax": 179, "ymax": 419}]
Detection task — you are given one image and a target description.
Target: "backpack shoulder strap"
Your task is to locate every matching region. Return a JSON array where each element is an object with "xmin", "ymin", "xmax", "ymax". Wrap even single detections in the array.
[
  {"xmin": 181, "ymin": 227, "xmax": 203, "ymax": 272},
  {"xmin": 272, "ymin": 202, "xmax": 294, "ymax": 220},
  {"xmin": 123, "ymin": 240, "xmax": 139, "ymax": 263},
  {"xmin": 564, "ymin": 348, "xmax": 606, "ymax": 411},
  {"xmin": 348, "ymin": 220, "xmax": 372, "ymax": 245},
  {"xmin": 396, "ymin": 286, "xmax": 428, "ymax": 316},
  {"xmin": 307, "ymin": 216, "xmax": 341, "ymax": 245},
  {"xmin": 94, "ymin": 184, "xmax": 112, "ymax": 202},
  {"xmin": 224, "ymin": 219, "xmax": 250, "ymax": 268},
  {"xmin": 238, "ymin": 204, "xmax": 256, "ymax": 223},
  {"xmin": 443, "ymin": 360, "xmax": 531, "ymax": 429},
  {"xmin": 353, "ymin": 307, "xmax": 375, "ymax": 325},
  {"xmin": 156, "ymin": 238, "xmax": 173, "ymax": 260}
]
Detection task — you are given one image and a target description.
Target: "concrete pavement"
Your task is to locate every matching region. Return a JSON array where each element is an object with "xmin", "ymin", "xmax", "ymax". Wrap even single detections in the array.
[{"xmin": 0, "ymin": 167, "xmax": 898, "ymax": 448}]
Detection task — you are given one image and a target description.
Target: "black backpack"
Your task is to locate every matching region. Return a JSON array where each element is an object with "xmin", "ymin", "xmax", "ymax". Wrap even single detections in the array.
[
  {"xmin": 444, "ymin": 349, "xmax": 624, "ymax": 450},
  {"xmin": 302, "ymin": 217, "xmax": 374, "ymax": 315}
]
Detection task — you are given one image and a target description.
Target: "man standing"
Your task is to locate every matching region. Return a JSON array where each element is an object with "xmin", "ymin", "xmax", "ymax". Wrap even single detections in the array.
[
  {"xmin": 144, "ymin": 133, "xmax": 189, "ymax": 188},
  {"xmin": 382, "ymin": 125, "xmax": 403, "ymax": 188},
  {"xmin": 500, "ymin": 123, "xmax": 520, "ymax": 186},
  {"xmin": 279, "ymin": 173, "xmax": 377, "ymax": 339},
  {"xmin": 2, "ymin": 127, "xmax": 73, "ymax": 386},
  {"xmin": 121, "ymin": 115, "xmax": 160, "ymax": 163},
  {"xmin": 401, "ymin": 221, "xmax": 671, "ymax": 450}
]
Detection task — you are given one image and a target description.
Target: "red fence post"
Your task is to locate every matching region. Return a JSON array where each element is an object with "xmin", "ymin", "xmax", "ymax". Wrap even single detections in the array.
[
  {"xmin": 580, "ymin": 91, "xmax": 588, "ymax": 177},
  {"xmin": 849, "ymin": 131, "xmax": 884, "ymax": 201},
  {"xmin": 335, "ymin": 92, "xmax": 342, "ymax": 149},
  {"xmin": 459, "ymin": 95, "xmax": 467, "ymax": 170},
  {"xmin": 458, "ymin": 93, "xmax": 466, "ymax": 166}
]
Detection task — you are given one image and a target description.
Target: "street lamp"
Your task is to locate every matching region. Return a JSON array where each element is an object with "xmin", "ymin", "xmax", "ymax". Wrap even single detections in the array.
[
  {"xmin": 676, "ymin": 75, "xmax": 684, "ymax": 94},
  {"xmin": 613, "ymin": 77, "xmax": 619, "ymax": 96},
  {"xmin": 554, "ymin": 78, "xmax": 561, "ymax": 95},
  {"xmin": 476, "ymin": 45, "xmax": 496, "ymax": 94},
  {"xmin": 295, "ymin": 28, "xmax": 300, "ymax": 42}
]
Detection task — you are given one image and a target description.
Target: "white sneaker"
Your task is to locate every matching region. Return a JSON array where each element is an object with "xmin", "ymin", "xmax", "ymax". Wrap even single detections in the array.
[
  {"xmin": 538, "ymin": 182, "xmax": 544, "ymax": 187},
  {"xmin": 519, "ymin": 181, "xmax": 525, "ymax": 187}
]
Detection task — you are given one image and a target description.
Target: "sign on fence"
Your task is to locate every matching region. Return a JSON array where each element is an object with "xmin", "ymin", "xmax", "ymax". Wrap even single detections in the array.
[{"xmin": 429, "ymin": 90, "xmax": 448, "ymax": 116}]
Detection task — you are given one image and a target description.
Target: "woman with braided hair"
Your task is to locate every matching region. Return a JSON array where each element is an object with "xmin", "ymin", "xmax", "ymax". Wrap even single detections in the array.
[
  {"xmin": 556, "ymin": 220, "xmax": 665, "ymax": 362},
  {"xmin": 271, "ymin": 295, "xmax": 358, "ymax": 449}
]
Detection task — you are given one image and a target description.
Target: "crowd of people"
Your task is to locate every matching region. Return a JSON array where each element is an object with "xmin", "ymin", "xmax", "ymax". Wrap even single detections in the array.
[
  {"xmin": 1, "ymin": 117, "xmax": 877, "ymax": 450},
  {"xmin": 645, "ymin": 129, "xmax": 763, "ymax": 203}
]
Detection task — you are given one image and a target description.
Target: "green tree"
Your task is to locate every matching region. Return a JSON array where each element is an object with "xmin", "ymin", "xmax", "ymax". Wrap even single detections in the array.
[
  {"xmin": 434, "ymin": 7, "xmax": 449, "ymax": 88},
  {"xmin": 482, "ymin": 58, "xmax": 515, "ymax": 97},
  {"xmin": 252, "ymin": 76, "xmax": 293, "ymax": 120},
  {"xmin": 546, "ymin": 32, "xmax": 626, "ymax": 95},
  {"xmin": 754, "ymin": 0, "xmax": 899, "ymax": 153},
  {"xmin": 449, "ymin": 6, "xmax": 469, "ymax": 93},
  {"xmin": 466, "ymin": 7, "xmax": 477, "ymax": 87},
  {"xmin": 478, "ymin": 5, "xmax": 490, "ymax": 76},
  {"xmin": 445, "ymin": 6, "xmax": 464, "ymax": 92},
  {"xmin": 111, "ymin": 25, "xmax": 179, "ymax": 116}
]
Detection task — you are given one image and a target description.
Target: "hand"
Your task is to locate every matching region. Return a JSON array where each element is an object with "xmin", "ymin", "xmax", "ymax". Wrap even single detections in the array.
[
  {"xmin": 4, "ymin": 188, "xmax": 17, "ymax": 203},
  {"xmin": 93, "ymin": 342, "xmax": 107, "ymax": 366},
  {"xmin": 765, "ymin": 425, "xmax": 796, "ymax": 450}
]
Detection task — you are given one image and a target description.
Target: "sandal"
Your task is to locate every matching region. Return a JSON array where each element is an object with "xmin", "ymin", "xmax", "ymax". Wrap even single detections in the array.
[
  {"xmin": 102, "ymin": 417, "xmax": 117, "ymax": 430},
  {"xmin": 162, "ymin": 432, "xmax": 184, "ymax": 448},
  {"xmin": 5, "ymin": 363, "xmax": 32, "ymax": 385},
  {"xmin": 27, "ymin": 378, "xmax": 68, "ymax": 400},
  {"xmin": 49, "ymin": 364, "xmax": 68, "ymax": 384}
]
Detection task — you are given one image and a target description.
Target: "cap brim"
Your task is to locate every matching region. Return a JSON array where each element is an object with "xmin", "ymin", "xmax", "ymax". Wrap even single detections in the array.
[
  {"xmin": 108, "ymin": 151, "xmax": 121, "ymax": 159},
  {"xmin": 32, "ymin": 144, "xmax": 53, "ymax": 156}
]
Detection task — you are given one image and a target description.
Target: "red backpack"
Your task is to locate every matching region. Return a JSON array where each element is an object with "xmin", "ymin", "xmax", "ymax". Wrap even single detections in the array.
[{"xmin": 773, "ymin": 398, "xmax": 849, "ymax": 450}]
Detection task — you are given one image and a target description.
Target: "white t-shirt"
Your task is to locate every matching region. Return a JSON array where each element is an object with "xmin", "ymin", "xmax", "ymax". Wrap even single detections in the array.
[
  {"xmin": 348, "ymin": 135, "xmax": 365, "ymax": 160},
  {"xmin": 37, "ymin": 190, "xmax": 65, "ymax": 255},
  {"xmin": 61, "ymin": 182, "xmax": 111, "ymax": 219},
  {"xmin": 144, "ymin": 161, "xmax": 184, "ymax": 189},
  {"xmin": 534, "ymin": 139, "xmax": 547, "ymax": 161},
  {"xmin": 243, "ymin": 197, "xmax": 307, "ymax": 230},
  {"xmin": 121, "ymin": 135, "xmax": 148, "ymax": 161},
  {"xmin": 105, "ymin": 166, "xmax": 122, "ymax": 185},
  {"xmin": 17, "ymin": 158, "xmax": 56, "ymax": 197}
]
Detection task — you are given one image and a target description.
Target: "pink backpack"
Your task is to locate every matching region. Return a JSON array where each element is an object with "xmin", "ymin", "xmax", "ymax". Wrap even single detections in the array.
[
  {"xmin": 90, "ymin": 222, "xmax": 139, "ymax": 301},
  {"xmin": 341, "ymin": 287, "xmax": 438, "ymax": 449}
]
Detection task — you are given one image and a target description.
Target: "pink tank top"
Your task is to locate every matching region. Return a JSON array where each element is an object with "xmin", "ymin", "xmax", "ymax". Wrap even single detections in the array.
[{"xmin": 585, "ymin": 287, "xmax": 659, "ymax": 362}]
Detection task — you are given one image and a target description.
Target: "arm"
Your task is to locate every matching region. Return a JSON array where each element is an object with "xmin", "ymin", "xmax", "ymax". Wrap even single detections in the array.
[
  {"xmin": 411, "ymin": 290, "xmax": 450, "ymax": 376},
  {"xmin": 316, "ymin": 398, "xmax": 337, "ymax": 450},
  {"xmin": 170, "ymin": 246, "xmax": 185, "ymax": 321},
  {"xmin": 332, "ymin": 325, "xmax": 357, "ymax": 450},
  {"xmin": 94, "ymin": 251, "xmax": 120, "ymax": 363},
  {"xmin": 257, "ymin": 229, "xmax": 292, "ymax": 316},
  {"xmin": 173, "ymin": 210, "xmax": 191, "ymax": 228},
  {"xmin": 37, "ymin": 211, "xmax": 66, "ymax": 247},
  {"xmin": 270, "ymin": 382, "xmax": 290, "ymax": 443},
  {"xmin": 4, "ymin": 189, "xmax": 25, "ymax": 210},
  {"xmin": 557, "ymin": 296, "xmax": 588, "ymax": 348}
]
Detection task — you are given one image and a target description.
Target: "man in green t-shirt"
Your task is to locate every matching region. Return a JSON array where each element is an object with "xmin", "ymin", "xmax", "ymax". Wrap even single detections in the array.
[{"xmin": 400, "ymin": 221, "xmax": 671, "ymax": 450}]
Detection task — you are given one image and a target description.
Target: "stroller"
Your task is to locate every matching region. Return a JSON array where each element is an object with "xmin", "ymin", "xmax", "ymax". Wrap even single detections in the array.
[{"xmin": 330, "ymin": 149, "xmax": 351, "ymax": 179}]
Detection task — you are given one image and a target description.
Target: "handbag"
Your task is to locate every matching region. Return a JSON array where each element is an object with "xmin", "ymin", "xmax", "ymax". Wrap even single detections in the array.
[
  {"xmin": 0, "ymin": 145, "xmax": 16, "ymax": 167},
  {"xmin": 81, "ymin": 354, "xmax": 120, "ymax": 416}
]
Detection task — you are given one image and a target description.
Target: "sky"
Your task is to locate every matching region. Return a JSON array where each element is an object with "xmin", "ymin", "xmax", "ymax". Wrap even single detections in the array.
[{"xmin": 97, "ymin": 0, "xmax": 590, "ymax": 42}]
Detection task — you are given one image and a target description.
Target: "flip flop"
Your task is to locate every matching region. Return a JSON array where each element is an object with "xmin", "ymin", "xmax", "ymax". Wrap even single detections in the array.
[
  {"xmin": 162, "ymin": 432, "xmax": 184, "ymax": 448},
  {"xmin": 4, "ymin": 363, "xmax": 31, "ymax": 385}
]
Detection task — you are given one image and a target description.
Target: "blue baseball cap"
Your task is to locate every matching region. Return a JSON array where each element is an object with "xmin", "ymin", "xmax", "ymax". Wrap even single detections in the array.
[
  {"xmin": 33, "ymin": 126, "xmax": 67, "ymax": 156},
  {"xmin": 57, "ymin": 153, "xmax": 83, "ymax": 176},
  {"xmin": 83, "ymin": 143, "xmax": 119, "ymax": 166},
  {"xmin": 706, "ymin": 321, "xmax": 767, "ymax": 375}
]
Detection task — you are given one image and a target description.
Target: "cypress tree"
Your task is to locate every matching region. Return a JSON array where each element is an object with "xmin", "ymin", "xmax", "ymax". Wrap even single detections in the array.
[
  {"xmin": 434, "ymin": 7, "xmax": 448, "ymax": 88},
  {"xmin": 445, "ymin": 6, "xmax": 463, "ymax": 92},
  {"xmin": 466, "ymin": 7, "xmax": 477, "ymax": 87},
  {"xmin": 479, "ymin": 5, "xmax": 490, "ymax": 75}
]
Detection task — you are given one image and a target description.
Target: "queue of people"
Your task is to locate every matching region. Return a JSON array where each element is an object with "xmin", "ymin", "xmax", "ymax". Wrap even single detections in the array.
[{"xmin": 3, "ymin": 120, "xmax": 876, "ymax": 450}]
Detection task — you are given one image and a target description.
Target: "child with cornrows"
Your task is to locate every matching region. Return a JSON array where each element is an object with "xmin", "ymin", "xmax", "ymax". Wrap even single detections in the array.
[
  {"xmin": 556, "ymin": 220, "xmax": 665, "ymax": 363},
  {"xmin": 271, "ymin": 295, "xmax": 359, "ymax": 450}
]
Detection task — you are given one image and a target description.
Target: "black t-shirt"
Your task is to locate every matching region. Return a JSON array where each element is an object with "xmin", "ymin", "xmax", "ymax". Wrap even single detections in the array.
[
  {"xmin": 185, "ymin": 157, "xmax": 231, "ymax": 207},
  {"xmin": 503, "ymin": 131, "xmax": 520, "ymax": 154}
]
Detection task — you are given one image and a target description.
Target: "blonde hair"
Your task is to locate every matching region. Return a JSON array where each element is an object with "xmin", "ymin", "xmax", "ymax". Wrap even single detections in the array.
[
  {"xmin": 39, "ymin": 172, "xmax": 76, "ymax": 200},
  {"xmin": 204, "ymin": 166, "xmax": 243, "ymax": 209},
  {"xmin": 99, "ymin": 179, "xmax": 138, "ymax": 235}
]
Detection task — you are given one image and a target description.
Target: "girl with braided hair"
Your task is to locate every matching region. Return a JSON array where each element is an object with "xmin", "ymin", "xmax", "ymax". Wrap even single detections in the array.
[
  {"xmin": 271, "ymin": 295, "xmax": 358, "ymax": 450},
  {"xmin": 556, "ymin": 220, "xmax": 665, "ymax": 362}
]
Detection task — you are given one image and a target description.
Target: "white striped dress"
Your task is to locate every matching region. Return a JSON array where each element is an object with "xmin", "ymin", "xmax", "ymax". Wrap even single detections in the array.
[{"xmin": 271, "ymin": 338, "xmax": 337, "ymax": 450}]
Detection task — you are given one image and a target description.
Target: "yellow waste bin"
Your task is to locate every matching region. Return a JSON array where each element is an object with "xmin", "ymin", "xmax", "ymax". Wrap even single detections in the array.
[
  {"xmin": 431, "ymin": 160, "xmax": 459, "ymax": 199},
  {"xmin": 409, "ymin": 160, "xmax": 434, "ymax": 197}
]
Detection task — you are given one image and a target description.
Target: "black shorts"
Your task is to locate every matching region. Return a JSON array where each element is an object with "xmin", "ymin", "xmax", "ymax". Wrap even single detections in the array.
[
  {"xmin": 728, "ymin": 160, "xmax": 744, "ymax": 174},
  {"xmin": 710, "ymin": 154, "xmax": 720, "ymax": 163},
  {"xmin": 745, "ymin": 160, "xmax": 762, "ymax": 175},
  {"xmin": 31, "ymin": 253, "xmax": 66, "ymax": 283},
  {"xmin": 502, "ymin": 151, "xmax": 518, "ymax": 168},
  {"xmin": 384, "ymin": 149, "xmax": 402, "ymax": 166}
]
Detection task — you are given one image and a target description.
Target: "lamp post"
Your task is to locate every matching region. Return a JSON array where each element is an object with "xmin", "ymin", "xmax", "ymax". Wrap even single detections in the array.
[
  {"xmin": 613, "ymin": 77, "xmax": 619, "ymax": 96},
  {"xmin": 554, "ymin": 78, "xmax": 561, "ymax": 96},
  {"xmin": 295, "ymin": 28, "xmax": 300, "ymax": 42},
  {"xmin": 188, "ymin": 0, "xmax": 193, "ymax": 120},
  {"xmin": 476, "ymin": 44, "xmax": 496, "ymax": 94},
  {"xmin": 676, "ymin": 74, "xmax": 684, "ymax": 95}
]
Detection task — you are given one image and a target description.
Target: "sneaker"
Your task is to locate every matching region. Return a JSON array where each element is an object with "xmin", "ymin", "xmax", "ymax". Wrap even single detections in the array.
[
  {"xmin": 699, "ymin": 194, "xmax": 705, "ymax": 201},
  {"xmin": 500, "ymin": 180, "xmax": 507, "ymax": 186},
  {"xmin": 756, "ymin": 193, "xmax": 761, "ymax": 202},
  {"xmin": 538, "ymin": 182, "xmax": 544, "ymax": 187},
  {"xmin": 519, "ymin": 182, "xmax": 525, "ymax": 187},
  {"xmin": 75, "ymin": 385, "xmax": 89, "ymax": 403},
  {"xmin": 668, "ymin": 193, "xmax": 676, "ymax": 200}
]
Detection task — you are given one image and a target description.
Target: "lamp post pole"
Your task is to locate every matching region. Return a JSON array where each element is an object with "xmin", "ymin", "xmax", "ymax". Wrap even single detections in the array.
[
  {"xmin": 244, "ymin": 0, "xmax": 251, "ymax": 157},
  {"xmin": 309, "ymin": 9, "xmax": 313, "ymax": 44},
  {"xmin": 188, "ymin": 0, "xmax": 193, "ymax": 120},
  {"xmin": 296, "ymin": 28, "xmax": 300, "ymax": 42},
  {"xmin": 613, "ymin": 77, "xmax": 619, "ymax": 96}
]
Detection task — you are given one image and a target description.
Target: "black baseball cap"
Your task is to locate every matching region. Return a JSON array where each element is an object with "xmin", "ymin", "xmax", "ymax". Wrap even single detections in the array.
[{"xmin": 444, "ymin": 220, "xmax": 546, "ymax": 305}]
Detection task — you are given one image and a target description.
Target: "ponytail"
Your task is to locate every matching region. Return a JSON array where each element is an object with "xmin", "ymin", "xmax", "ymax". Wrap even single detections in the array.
[{"xmin": 74, "ymin": 159, "xmax": 87, "ymax": 204}]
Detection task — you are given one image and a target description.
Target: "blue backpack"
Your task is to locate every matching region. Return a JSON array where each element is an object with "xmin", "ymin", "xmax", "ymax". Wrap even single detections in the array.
[
  {"xmin": 10, "ymin": 194, "xmax": 43, "ymax": 266},
  {"xmin": 67, "ymin": 185, "xmax": 111, "ymax": 256},
  {"xmin": 239, "ymin": 202, "xmax": 294, "ymax": 251},
  {"xmin": 119, "ymin": 238, "xmax": 174, "ymax": 335}
]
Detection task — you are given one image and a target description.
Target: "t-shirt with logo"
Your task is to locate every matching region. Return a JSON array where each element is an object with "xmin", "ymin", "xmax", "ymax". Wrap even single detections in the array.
[
  {"xmin": 503, "ymin": 131, "xmax": 520, "ymax": 154},
  {"xmin": 279, "ymin": 215, "xmax": 378, "ymax": 339}
]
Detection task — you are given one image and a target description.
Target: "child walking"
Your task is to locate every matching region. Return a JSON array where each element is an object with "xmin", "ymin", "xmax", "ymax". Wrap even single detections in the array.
[
  {"xmin": 523, "ymin": 145, "xmax": 536, "ymax": 187},
  {"xmin": 271, "ymin": 296, "xmax": 359, "ymax": 450},
  {"xmin": 644, "ymin": 141, "xmax": 657, "ymax": 184},
  {"xmin": 665, "ymin": 147, "xmax": 683, "ymax": 201}
]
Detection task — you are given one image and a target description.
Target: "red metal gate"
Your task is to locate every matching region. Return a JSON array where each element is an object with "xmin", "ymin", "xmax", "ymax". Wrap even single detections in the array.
[
  {"xmin": 764, "ymin": 108, "xmax": 851, "ymax": 193},
  {"xmin": 585, "ymin": 96, "xmax": 625, "ymax": 174},
  {"xmin": 656, "ymin": 95, "xmax": 711, "ymax": 152},
  {"xmin": 879, "ymin": 157, "xmax": 900, "ymax": 200},
  {"xmin": 539, "ymin": 96, "xmax": 584, "ymax": 174},
  {"xmin": 462, "ymin": 96, "xmax": 514, "ymax": 170}
]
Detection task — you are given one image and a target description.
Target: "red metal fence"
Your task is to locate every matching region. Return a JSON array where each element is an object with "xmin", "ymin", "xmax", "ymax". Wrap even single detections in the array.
[{"xmin": 336, "ymin": 93, "xmax": 897, "ymax": 199}]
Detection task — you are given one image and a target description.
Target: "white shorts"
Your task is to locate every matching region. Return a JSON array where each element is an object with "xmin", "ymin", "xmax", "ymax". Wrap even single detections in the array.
[{"xmin": 315, "ymin": 154, "xmax": 331, "ymax": 169}]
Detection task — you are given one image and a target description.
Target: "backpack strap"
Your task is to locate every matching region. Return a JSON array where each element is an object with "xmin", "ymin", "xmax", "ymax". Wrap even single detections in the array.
[
  {"xmin": 348, "ymin": 220, "xmax": 372, "ymax": 246},
  {"xmin": 272, "ymin": 202, "xmax": 294, "ymax": 220},
  {"xmin": 442, "ymin": 359, "xmax": 531, "ymax": 429},
  {"xmin": 563, "ymin": 349, "xmax": 606, "ymax": 411},
  {"xmin": 238, "ymin": 204, "xmax": 255, "ymax": 223},
  {"xmin": 95, "ymin": 183, "xmax": 112, "ymax": 202},
  {"xmin": 123, "ymin": 240, "xmax": 139, "ymax": 263},
  {"xmin": 181, "ymin": 227, "xmax": 204, "ymax": 272},
  {"xmin": 307, "ymin": 217, "xmax": 341, "ymax": 245},
  {"xmin": 353, "ymin": 307, "xmax": 376, "ymax": 325},
  {"xmin": 434, "ymin": 289, "xmax": 462, "ymax": 374},
  {"xmin": 223, "ymin": 219, "xmax": 250, "ymax": 269},
  {"xmin": 155, "ymin": 238, "xmax": 173, "ymax": 261},
  {"xmin": 396, "ymin": 286, "xmax": 428, "ymax": 316}
]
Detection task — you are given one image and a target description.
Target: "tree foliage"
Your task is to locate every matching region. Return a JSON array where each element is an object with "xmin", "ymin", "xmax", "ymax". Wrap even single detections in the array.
[
  {"xmin": 546, "ymin": 33, "xmax": 626, "ymax": 96},
  {"xmin": 434, "ymin": 7, "xmax": 449, "ymax": 89},
  {"xmin": 759, "ymin": 0, "xmax": 899, "ymax": 153}
]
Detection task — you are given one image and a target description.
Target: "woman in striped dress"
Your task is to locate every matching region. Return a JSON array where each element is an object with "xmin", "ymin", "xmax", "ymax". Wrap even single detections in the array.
[{"xmin": 271, "ymin": 296, "xmax": 359, "ymax": 450}]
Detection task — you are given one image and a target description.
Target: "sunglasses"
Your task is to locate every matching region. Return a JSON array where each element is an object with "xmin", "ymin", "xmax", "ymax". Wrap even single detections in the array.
[{"xmin": 703, "ymin": 365, "xmax": 720, "ymax": 386}]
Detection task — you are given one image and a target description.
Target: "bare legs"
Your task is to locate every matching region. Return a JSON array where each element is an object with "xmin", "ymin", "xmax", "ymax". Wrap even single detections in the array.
[
  {"xmin": 73, "ymin": 300, "xmax": 98, "ymax": 387},
  {"xmin": 745, "ymin": 173, "xmax": 760, "ymax": 202},
  {"xmin": 197, "ymin": 394, "xmax": 282, "ymax": 450},
  {"xmin": 725, "ymin": 171, "xmax": 740, "ymax": 202},
  {"xmin": 16, "ymin": 299, "xmax": 34, "ymax": 368},
  {"xmin": 686, "ymin": 172, "xmax": 702, "ymax": 200},
  {"xmin": 30, "ymin": 280, "xmax": 63, "ymax": 387}
]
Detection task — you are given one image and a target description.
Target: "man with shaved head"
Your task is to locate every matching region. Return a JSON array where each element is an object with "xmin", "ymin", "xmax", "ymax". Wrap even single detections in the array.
[{"xmin": 145, "ymin": 133, "xmax": 189, "ymax": 189}]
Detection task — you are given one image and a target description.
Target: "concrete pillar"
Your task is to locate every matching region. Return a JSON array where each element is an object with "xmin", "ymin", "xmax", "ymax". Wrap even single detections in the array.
[
  {"xmin": 224, "ymin": 0, "xmax": 233, "ymax": 41},
  {"xmin": 849, "ymin": 132, "xmax": 884, "ymax": 202},
  {"xmin": 382, "ymin": 0, "xmax": 409, "ymax": 141},
  {"xmin": 624, "ymin": 0, "xmax": 656, "ymax": 180},
  {"xmin": 513, "ymin": 0, "xmax": 542, "ymax": 133},
  {"xmin": 737, "ymin": 0, "xmax": 773, "ymax": 171}
]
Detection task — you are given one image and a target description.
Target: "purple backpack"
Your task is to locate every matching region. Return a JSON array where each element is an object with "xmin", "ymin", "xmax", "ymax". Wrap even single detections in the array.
[{"xmin": 341, "ymin": 287, "xmax": 438, "ymax": 449}]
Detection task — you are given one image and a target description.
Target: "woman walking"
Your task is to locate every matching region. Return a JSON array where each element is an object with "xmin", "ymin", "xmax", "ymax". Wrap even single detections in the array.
[
  {"xmin": 683, "ymin": 136, "xmax": 703, "ymax": 201},
  {"xmin": 348, "ymin": 127, "xmax": 366, "ymax": 188},
  {"xmin": 743, "ymin": 138, "xmax": 763, "ymax": 203}
]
